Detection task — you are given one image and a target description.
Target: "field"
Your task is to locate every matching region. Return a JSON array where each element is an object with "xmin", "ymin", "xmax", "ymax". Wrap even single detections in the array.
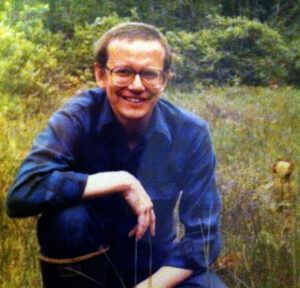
[{"xmin": 0, "ymin": 85, "xmax": 299, "ymax": 287}]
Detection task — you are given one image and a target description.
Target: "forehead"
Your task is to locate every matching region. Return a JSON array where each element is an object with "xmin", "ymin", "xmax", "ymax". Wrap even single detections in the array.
[{"xmin": 106, "ymin": 39, "xmax": 165, "ymax": 68}]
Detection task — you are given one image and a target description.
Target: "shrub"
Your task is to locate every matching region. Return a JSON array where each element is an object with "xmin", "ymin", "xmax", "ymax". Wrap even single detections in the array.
[
  {"xmin": 167, "ymin": 16, "xmax": 291, "ymax": 86},
  {"xmin": 62, "ymin": 14, "xmax": 126, "ymax": 85},
  {"xmin": 0, "ymin": 2, "xmax": 128, "ymax": 105},
  {"xmin": 0, "ymin": 25, "xmax": 47, "ymax": 97},
  {"xmin": 0, "ymin": 3, "xmax": 64, "ymax": 101},
  {"xmin": 287, "ymin": 39, "xmax": 300, "ymax": 85}
]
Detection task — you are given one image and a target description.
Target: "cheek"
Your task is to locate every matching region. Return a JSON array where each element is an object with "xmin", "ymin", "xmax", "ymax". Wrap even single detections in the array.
[
  {"xmin": 107, "ymin": 87, "xmax": 120, "ymax": 101},
  {"xmin": 149, "ymin": 93, "xmax": 160, "ymax": 104}
]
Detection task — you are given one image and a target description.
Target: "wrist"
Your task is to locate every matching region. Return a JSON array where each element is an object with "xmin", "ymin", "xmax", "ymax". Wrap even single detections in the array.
[
  {"xmin": 141, "ymin": 266, "xmax": 192, "ymax": 288},
  {"xmin": 116, "ymin": 170, "xmax": 134, "ymax": 190}
]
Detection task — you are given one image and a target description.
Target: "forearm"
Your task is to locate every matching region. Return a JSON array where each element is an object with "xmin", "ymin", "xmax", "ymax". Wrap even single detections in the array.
[
  {"xmin": 82, "ymin": 170, "xmax": 133, "ymax": 199},
  {"xmin": 6, "ymin": 169, "xmax": 88, "ymax": 218},
  {"xmin": 136, "ymin": 266, "xmax": 193, "ymax": 288},
  {"xmin": 7, "ymin": 169, "xmax": 131, "ymax": 217}
]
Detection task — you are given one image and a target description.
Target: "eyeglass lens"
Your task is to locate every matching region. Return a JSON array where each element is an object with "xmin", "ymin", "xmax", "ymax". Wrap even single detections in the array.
[{"xmin": 111, "ymin": 67, "xmax": 163, "ymax": 88}]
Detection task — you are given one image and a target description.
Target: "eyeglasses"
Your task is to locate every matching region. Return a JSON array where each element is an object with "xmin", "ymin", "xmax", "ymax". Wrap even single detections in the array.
[{"xmin": 105, "ymin": 66, "xmax": 166, "ymax": 89}]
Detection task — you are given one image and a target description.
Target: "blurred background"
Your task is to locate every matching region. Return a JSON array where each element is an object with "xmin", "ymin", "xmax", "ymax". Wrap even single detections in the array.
[{"xmin": 0, "ymin": 0, "xmax": 299, "ymax": 287}]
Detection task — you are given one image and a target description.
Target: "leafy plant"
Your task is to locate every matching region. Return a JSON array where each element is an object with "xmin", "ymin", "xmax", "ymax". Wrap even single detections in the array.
[{"xmin": 168, "ymin": 16, "xmax": 291, "ymax": 86}]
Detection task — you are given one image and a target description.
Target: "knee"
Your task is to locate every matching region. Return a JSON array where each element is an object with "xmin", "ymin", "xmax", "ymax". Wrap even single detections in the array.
[
  {"xmin": 39, "ymin": 204, "xmax": 91, "ymax": 237},
  {"xmin": 199, "ymin": 272, "xmax": 227, "ymax": 288},
  {"xmin": 38, "ymin": 204, "xmax": 105, "ymax": 258},
  {"xmin": 177, "ymin": 271, "xmax": 227, "ymax": 288}
]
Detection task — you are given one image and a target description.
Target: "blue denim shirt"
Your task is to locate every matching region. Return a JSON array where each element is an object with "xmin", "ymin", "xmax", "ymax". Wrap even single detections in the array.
[{"xmin": 6, "ymin": 88, "xmax": 221, "ymax": 276}]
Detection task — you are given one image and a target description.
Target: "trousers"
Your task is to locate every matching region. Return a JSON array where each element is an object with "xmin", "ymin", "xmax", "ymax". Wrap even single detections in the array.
[{"xmin": 37, "ymin": 202, "xmax": 226, "ymax": 288}]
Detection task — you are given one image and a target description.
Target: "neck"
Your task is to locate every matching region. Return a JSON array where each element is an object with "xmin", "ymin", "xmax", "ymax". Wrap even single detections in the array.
[
  {"xmin": 117, "ymin": 113, "xmax": 151, "ymax": 134},
  {"xmin": 125, "ymin": 122, "xmax": 145, "ymax": 149},
  {"xmin": 118, "ymin": 118, "xmax": 149, "ymax": 150}
]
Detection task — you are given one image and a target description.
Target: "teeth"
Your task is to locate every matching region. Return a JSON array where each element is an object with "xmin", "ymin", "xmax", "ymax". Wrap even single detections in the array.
[{"xmin": 124, "ymin": 97, "xmax": 144, "ymax": 103}]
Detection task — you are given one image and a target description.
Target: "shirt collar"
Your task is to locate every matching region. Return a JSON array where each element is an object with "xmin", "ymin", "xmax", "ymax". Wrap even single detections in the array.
[
  {"xmin": 145, "ymin": 102, "xmax": 172, "ymax": 144},
  {"xmin": 96, "ymin": 94, "xmax": 115, "ymax": 132}
]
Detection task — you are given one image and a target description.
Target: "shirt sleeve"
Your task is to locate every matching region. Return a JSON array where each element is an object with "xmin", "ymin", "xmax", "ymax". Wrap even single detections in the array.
[
  {"xmin": 6, "ymin": 106, "xmax": 89, "ymax": 218},
  {"xmin": 162, "ymin": 123, "xmax": 221, "ymax": 273}
]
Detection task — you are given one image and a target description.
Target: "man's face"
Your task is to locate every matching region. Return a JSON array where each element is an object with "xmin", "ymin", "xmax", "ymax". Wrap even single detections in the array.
[{"xmin": 95, "ymin": 39, "xmax": 167, "ymax": 129}]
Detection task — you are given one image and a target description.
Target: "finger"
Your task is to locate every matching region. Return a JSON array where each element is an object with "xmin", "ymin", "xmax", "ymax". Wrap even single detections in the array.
[
  {"xmin": 150, "ymin": 209, "xmax": 156, "ymax": 236},
  {"xmin": 136, "ymin": 212, "xmax": 147, "ymax": 240},
  {"xmin": 136, "ymin": 211, "xmax": 150, "ymax": 240},
  {"xmin": 128, "ymin": 226, "xmax": 138, "ymax": 238}
]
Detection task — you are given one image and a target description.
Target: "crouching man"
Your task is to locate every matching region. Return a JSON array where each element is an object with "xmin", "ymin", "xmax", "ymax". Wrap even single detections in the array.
[{"xmin": 6, "ymin": 22, "xmax": 226, "ymax": 288}]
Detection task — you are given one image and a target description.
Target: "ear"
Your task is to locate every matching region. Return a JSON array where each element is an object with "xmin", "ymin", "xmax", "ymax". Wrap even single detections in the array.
[
  {"xmin": 159, "ymin": 70, "xmax": 173, "ymax": 92},
  {"xmin": 94, "ymin": 63, "xmax": 106, "ymax": 88},
  {"xmin": 159, "ymin": 82, "xmax": 168, "ymax": 93}
]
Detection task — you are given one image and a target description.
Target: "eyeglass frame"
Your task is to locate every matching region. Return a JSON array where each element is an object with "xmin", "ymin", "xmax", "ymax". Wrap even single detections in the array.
[{"xmin": 104, "ymin": 65, "xmax": 168, "ymax": 89}]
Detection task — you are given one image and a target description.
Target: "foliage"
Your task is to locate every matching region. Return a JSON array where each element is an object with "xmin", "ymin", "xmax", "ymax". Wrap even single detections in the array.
[
  {"xmin": 62, "ymin": 14, "xmax": 126, "ymax": 85},
  {"xmin": 0, "ymin": 1, "xmax": 298, "ymax": 90},
  {"xmin": 1, "ymin": 86, "xmax": 299, "ymax": 287},
  {"xmin": 0, "ymin": 2, "xmax": 127, "ymax": 102},
  {"xmin": 0, "ymin": 0, "xmax": 115, "ymax": 34},
  {"xmin": 0, "ymin": 2, "xmax": 299, "ymax": 286},
  {"xmin": 0, "ymin": 3, "xmax": 65, "ymax": 104},
  {"xmin": 0, "ymin": 1, "xmax": 48, "ymax": 40},
  {"xmin": 44, "ymin": 0, "xmax": 116, "ymax": 34},
  {"xmin": 4, "ymin": 0, "xmax": 297, "ymax": 38},
  {"xmin": 167, "ymin": 86, "xmax": 299, "ymax": 288},
  {"xmin": 0, "ymin": 95, "xmax": 48, "ymax": 288},
  {"xmin": 167, "ymin": 16, "xmax": 291, "ymax": 86},
  {"xmin": 287, "ymin": 39, "xmax": 300, "ymax": 85}
]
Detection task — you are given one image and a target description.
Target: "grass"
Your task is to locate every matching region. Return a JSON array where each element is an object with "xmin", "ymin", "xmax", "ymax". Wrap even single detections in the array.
[
  {"xmin": 166, "ymin": 85, "xmax": 300, "ymax": 288},
  {"xmin": 0, "ymin": 85, "xmax": 299, "ymax": 287}
]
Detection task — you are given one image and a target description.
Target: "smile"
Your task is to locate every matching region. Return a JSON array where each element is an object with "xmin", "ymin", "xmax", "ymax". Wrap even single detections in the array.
[{"xmin": 120, "ymin": 96, "xmax": 147, "ymax": 104}]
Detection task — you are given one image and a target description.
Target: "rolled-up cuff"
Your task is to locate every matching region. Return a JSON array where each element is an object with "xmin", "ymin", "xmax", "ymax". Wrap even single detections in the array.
[{"xmin": 50, "ymin": 171, "xmax": 88, "ymax": 206}]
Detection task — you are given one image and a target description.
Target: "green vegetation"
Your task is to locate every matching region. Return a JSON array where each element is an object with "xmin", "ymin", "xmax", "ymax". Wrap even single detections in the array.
[
  {"xmin": 0, "ymin": 0, "xmax": 299, "ymax": 287},
  {"xmin": 1, "ymin": 86, "xmax": 299, "ymax": 288},
  {"xmin": 1, "ymin": 1, "xmax": 300, "ymax": 89},
  {"xmin": 168, "ymin": 86, "xmax": 299, "ymax": 287},
  {"xmin": 167, "ymin": 16, "xmax": 291, "ymax": 86}
]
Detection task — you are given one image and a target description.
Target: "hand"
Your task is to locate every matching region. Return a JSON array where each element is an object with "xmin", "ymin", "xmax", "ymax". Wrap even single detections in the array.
[
  {"xmin": 135, "ymin": 281, "xmax": 159, "ymax": 288},
  {"xmin": 83, "ymin": 171, "xmax": 156, "ymax": 240},
  {"xmin": 123, "ymin": 174, "xmax": 156, "ymax": 240},
  {"xmin": 133, "ymin": 266, "xmax": 193, "ymax": 288}
]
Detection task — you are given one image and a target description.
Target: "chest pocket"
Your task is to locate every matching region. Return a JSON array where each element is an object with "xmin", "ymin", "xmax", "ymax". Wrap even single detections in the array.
[
  {"xmin": 142, "ymin": 171, "xmax": 179, "ymax": 203},
  {"xmin": 155, "ymin": 180, "xmax": 178, "ymax": 200},
  {"xmin": 140, "ymin": 152, "xmax": 182, "ymax": 199}
]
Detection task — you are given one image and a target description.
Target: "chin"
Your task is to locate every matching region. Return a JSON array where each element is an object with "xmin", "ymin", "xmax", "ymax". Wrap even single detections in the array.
[
  {"xmin": 119, "ymin": 110, "xmax": 152, "ymax": 125},
  {"xmin": 124, "ymin": 112, "xmax": 149, "ymax": 122}
]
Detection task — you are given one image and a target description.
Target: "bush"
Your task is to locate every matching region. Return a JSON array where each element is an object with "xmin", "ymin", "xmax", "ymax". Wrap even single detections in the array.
[
  {"xmin": 0, "ymin": 3, "xmax": 65, "ymax": 101},
  {"xmin": 62, "ymin": 14, "xmax": 126, "ymax": 85},
  {"xmin": 167, "ymin": 16, "xmax": 291, "ymax": 86},
  {"xmin": 0, "ymin": 2, "xmax": 129, "ymax": 107},
  {"xmin": 0, "ymin": 24, "xmax": 52, "ymax": 98},
  {"xmin": 287, "ymin": 39, "xmax": 300, "ymax": 85}
]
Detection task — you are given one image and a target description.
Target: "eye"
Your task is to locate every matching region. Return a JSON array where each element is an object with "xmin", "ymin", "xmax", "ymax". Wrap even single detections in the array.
[
  {"xmin": 113, "ymin": 67, "xmax": 133, "ymax": 77},
  {"xmin": 141, "ymin": 70, "xmax": 160, "ymax": 80}
]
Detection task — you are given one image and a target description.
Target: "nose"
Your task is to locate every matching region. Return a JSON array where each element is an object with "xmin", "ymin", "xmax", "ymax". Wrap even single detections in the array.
[{"xmin": 128, "ymin": 74, "xmax": 145, "ymax": 91}]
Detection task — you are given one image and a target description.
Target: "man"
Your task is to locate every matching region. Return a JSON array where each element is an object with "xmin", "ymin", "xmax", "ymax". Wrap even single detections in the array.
[{"xmin": 6, "ymin": 22, "xmax": 225, "ymax": 288}]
